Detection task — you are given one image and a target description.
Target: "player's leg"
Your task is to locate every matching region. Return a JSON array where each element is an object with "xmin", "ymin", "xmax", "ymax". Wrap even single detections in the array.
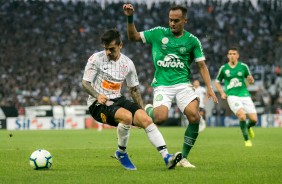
[
  {"xmin": 228, "ymin": 96, "xmax": 252, "ymax": 147},
  {"xmin": 88, "ymin": 101, "xmax": 136, "ymax": 170},
  {"xmin": 247, "ymin": 113, "xmax": 257, "ymax": 138},
  {"xmin": 236, "ymin": 109, "xmax": 250, "ymax": 142},
  {"xmin": 244, "ymin": 98, "xmax": 258, "ymax": 138},
  {"xmin": 177, "ymin": 99, "xmax": 200, "ymax": 168},
  {"xmin": 114, "ymin": 107, "xmax": 137, "ymax": 170},
  {"xmin": 198, "ymin": 108, "xmax": 206, "ymax": 133},
  {"xmin": 176, "ymin": 84, "xmax": 200, "ymax": 168},
  {"xmin": 133, "ymin": 109, "xmax": 182, "ymax": 169},
  {"xmin": 145, "ymin": 86, "xmax": 173, "ymax": 124}
]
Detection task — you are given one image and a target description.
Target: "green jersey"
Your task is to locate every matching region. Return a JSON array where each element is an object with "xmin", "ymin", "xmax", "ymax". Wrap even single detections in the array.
[
  {"xmin": 140, "ymin": 26, "xmax": 205, "ymax": 87},
  {"xmin": 215, "ymin": 62, "xmax": 251, "ymax": 97}
]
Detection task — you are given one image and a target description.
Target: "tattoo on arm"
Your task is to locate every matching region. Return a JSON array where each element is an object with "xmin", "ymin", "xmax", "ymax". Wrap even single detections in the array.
[
  {"xmin": 82, "ymin": 80, "xmax": 99, "ymax": 98},
  {"xmin": 129, "ymin": 86, "xmax": 144, "ymax": 109}
]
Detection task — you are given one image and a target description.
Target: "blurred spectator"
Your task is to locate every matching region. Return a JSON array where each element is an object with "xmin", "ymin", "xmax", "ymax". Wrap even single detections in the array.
[{"xmin": 0, "ymin": 0, "xmax": 281, "ymax": 114}]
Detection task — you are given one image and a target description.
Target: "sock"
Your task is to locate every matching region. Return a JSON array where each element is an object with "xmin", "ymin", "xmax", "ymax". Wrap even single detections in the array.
[
  {"xmin": 117, "ymin": 123, "xmax": 131, "ymax": 153},
  {"xmin": 145, "ymin": 123, "xmax": 168, "ymax": 158},
  {"xmin": 240, "ymin": 121, "xmax": 249, "ymax": 141},
  {"xmin": 182, "ymin": 123, "xmax": 199, "ymax": 158},
  {"xmin": 146, "ymin": 106, "xmax": 154, "ymax": 121},
  {"xmin": 247, "ymin": 121, "xmax": 256, "ymax": 129}
]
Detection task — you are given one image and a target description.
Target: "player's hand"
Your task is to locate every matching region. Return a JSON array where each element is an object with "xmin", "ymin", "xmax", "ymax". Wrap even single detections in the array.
[
  {"xmin": 123, "ymin": 4, "xmax": 134, "ymax": 16},
  {"xmin": 207, "ymin": 87, "xmax": 218, "ymax": 103},
  {"xmin": 220, "ymin": 92, "xmax": 227, "ymax": 100},
  {"xmin": 247, "ymin": 75, "xmax": 255, "ymax": 84},
  {"xmin": 97, "ymin": 94, "xmax": 108, "ymax": 104}
]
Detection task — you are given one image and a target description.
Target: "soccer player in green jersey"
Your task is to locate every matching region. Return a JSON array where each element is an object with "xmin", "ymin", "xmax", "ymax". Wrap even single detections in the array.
[
  {"xmin": 123, "ymin": 4, "xmax": 218, "ymax": 168},
  {"xmin": 215, "ymin": 47, "xmax": 257, "ymax": 147}
]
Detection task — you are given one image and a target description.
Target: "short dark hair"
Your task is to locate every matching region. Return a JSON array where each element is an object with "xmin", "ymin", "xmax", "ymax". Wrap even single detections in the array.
[
  {"xmin": 169, "ymin": 5, "xmax": 187, "ymax": 18},
  {"xmin": 101, "ymin": 29, "xmax": 121, "ymax": 46},
  {"xmin": 228, "ymin": 47, "xmax": 239, "ymax": 52}
]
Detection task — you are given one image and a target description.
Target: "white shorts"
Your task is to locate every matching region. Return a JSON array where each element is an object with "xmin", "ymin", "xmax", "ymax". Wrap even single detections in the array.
[
  {"xmin": 152, "ymin": 83, "xmax": 198, "ymax": 113},
  {"xmin": 227, "ymin": 96, "xmax": 257, "ymax": 114}
]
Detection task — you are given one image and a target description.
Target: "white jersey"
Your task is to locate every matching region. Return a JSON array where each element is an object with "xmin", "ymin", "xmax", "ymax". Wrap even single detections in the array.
[
  {"xmin": 83, "ymin": 51, "xmax": 139, "ymax": 107},
  {"xmin": 194, "ymin": 86, "xmax": 206, "ymax": 108}
]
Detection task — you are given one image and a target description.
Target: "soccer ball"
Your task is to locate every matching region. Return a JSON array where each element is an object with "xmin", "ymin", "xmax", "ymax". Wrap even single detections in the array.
[{"xmin": 29, "ymin": 149, "xmax": 53, "ymax": 170}]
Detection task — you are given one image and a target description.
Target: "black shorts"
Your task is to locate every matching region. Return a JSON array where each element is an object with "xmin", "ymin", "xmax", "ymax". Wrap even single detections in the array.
[{"xmin": 88, "ymin": 96, "xmax": 141, "ymax": 126}]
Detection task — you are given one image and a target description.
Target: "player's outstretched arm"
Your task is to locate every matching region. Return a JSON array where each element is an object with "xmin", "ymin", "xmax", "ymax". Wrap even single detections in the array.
[
  {"xmin": 198, "ymin": 61, "xmax": 218, "ymax": 103},
  {"xmin": 123, "ymin": 3, "xmax": 142, "ymax": 42}
]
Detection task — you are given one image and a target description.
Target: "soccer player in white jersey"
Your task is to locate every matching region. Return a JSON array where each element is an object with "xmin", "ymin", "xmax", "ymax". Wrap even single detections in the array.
[
  {"xmin": 123, "ymin": 4, "xmax": 218, "ymax": 168},
  {"xmin": 215, "ymin": 47, "xmax": 257, "ymax": 147},
  {"xmin": 193, "ymin": 80, "xmax": 207, "ymax": 132},
  {"xmin": 82, "ymin": 29, "xmax": 182, "ymax": 170}
]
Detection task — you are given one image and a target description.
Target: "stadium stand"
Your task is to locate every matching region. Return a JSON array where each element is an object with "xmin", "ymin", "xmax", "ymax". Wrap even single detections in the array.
[{"xmin": 0, "ymin": 0, "xmax": 281, "ymax": 115}]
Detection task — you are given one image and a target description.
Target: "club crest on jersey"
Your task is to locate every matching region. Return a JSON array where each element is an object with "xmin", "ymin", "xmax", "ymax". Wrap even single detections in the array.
[
  {"xmin": 180, "ymin": 47, "xmax": 186, "ymax": 54},
  {"xmin": 119, "ymin": 64, "xmax": 128, "ymax": 76},
  {"xmin": 162, "ymin": 37, "xmax": 169, "ymax": 44},
  {"xmin": 225, "ymin": 69, "xmax": 230, "ymax": 77},
  {"xmin": 238, "ymin": 72, "xmax": 242, "ymax": 76}
]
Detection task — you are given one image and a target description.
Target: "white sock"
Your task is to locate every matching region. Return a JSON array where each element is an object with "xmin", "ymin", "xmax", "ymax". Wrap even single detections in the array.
[
  {"xmin": 117, "ymin": 123, "xmax": 131, "ymax": 153},
  {"xmin": 145, "ymin": 123, "xmax": 168, "ymax": 158}
]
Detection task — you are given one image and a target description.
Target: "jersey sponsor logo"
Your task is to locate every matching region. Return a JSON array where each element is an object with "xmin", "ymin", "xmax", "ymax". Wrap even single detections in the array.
[
  {"xmin": 227, "ymin": 78, "xmax": 242, "ymax": 89},
  {"xmin": 157, "ymin": 54, "xmax": 184, "ymax": 68},
  {"xmin": 238, "ymin": 72, "xmax": 242, "ymax": 76},
  {"xmin": 101, "ymin": 79, "xmax": 122, "ymax": 91}
]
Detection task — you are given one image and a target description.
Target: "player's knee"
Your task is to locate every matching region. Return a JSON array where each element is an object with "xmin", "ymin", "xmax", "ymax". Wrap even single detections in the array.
[
  {"xmin": 237, "ymin": 114, "xmax": 246, "ymax": 121},
  {"xmin": 140, "ymin": 115, "xmax": 153, "ymax": 127},
  {"xmin": 122, "ymin": 111, "xmax": 133, "ymax": 125},
  {"xmin": 250, "ymin": 118, "xmax": 258, "ymax": 124},
  {"xmin": 154, "ymin": 114, "xmax": 167, "ymax": 125},
  {"xmin": 188, "ymin": 114, "xmax": 201, "ymax": 123}
]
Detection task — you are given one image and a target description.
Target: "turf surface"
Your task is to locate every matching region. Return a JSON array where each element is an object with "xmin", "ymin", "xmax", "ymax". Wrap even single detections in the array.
[{"xmin": 0, "ymin": 127, "xmax": 281, "ymax": 184}]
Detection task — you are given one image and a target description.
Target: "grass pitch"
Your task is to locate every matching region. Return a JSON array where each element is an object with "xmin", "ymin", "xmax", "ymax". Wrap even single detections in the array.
[{"xmin": 0, "ymin": 127, "xmax": 282, "ymax": 184}]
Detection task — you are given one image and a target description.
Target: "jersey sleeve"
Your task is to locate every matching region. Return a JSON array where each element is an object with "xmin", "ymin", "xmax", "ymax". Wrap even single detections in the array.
[
  {"xmin": 215, "ymin": 65, "xmax": 224, "ymax": 82},
  {"xmin": 140, "ymin": 26, "xmax": 162, "ymax": 44},
  {"xmin": 82, "ymin": 54, "xmax": 98, "ymax": 82},
  {"xmin": 193, "ymin": 36, "xmax": 205, "ymax": 62},
  {"xmin": 125, "ymin": 60, "xmax": 139, "ymax": 87},
  {"xmin": 242, "ymin": 63, "xmax": 251, "ymax": 77}
]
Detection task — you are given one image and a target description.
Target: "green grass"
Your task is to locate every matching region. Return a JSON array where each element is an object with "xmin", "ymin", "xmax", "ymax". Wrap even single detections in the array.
[{"xmin": 0, "ymin": 127, "xmax": 282, "ymax": 184}]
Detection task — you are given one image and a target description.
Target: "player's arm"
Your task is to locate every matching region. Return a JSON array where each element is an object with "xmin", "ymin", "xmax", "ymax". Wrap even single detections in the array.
[
  {"xmin": 244, "ymin": 64, "xmax": 255, "ymax": 84},
  {"xmin": 123, "ymin": 4, "xmax": 142, "ymax": 42},
  {"xmin": 82, "ymin": 80, "xmax": 108, "ymax": 104},
  {"xmin": 198, "ymin": 60, "xmax": 218, "ymax": 103},
  {"xmin": 82, "ymin": 56, "xmax": 108, "ymax": 104},
  {"xmin": 215, "ymin": 81, "xmax": 226, "ymax": 100},
  {"xmin": 129, "ymin": 86, "xmax": 144, "ymax": 109},
  {"xmin": 247, "ymin": 75, "xmax": 255, "ymax": 85}
]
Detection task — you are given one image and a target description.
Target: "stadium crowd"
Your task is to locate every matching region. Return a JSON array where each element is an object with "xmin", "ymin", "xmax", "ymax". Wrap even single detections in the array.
[{"xmin": 0, "ymin": 0, "xmax": 281, "ymax": 114}]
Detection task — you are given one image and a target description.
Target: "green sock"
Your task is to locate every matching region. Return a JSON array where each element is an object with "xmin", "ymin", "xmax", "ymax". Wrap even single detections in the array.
[
  {"xmin": 247, "ymin": 121, "xmax": 256, "ymax": 129},
  {"xmin": 182, "ymin": 123, "xmax": 199, "ymax": 158},
  {"xmin": 145, "ymin": 106, "xmax": 154, "ymax": 121},
  {"xmin": 240, "ymin": 121, "xmax": 249, "ymax": 141}
]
